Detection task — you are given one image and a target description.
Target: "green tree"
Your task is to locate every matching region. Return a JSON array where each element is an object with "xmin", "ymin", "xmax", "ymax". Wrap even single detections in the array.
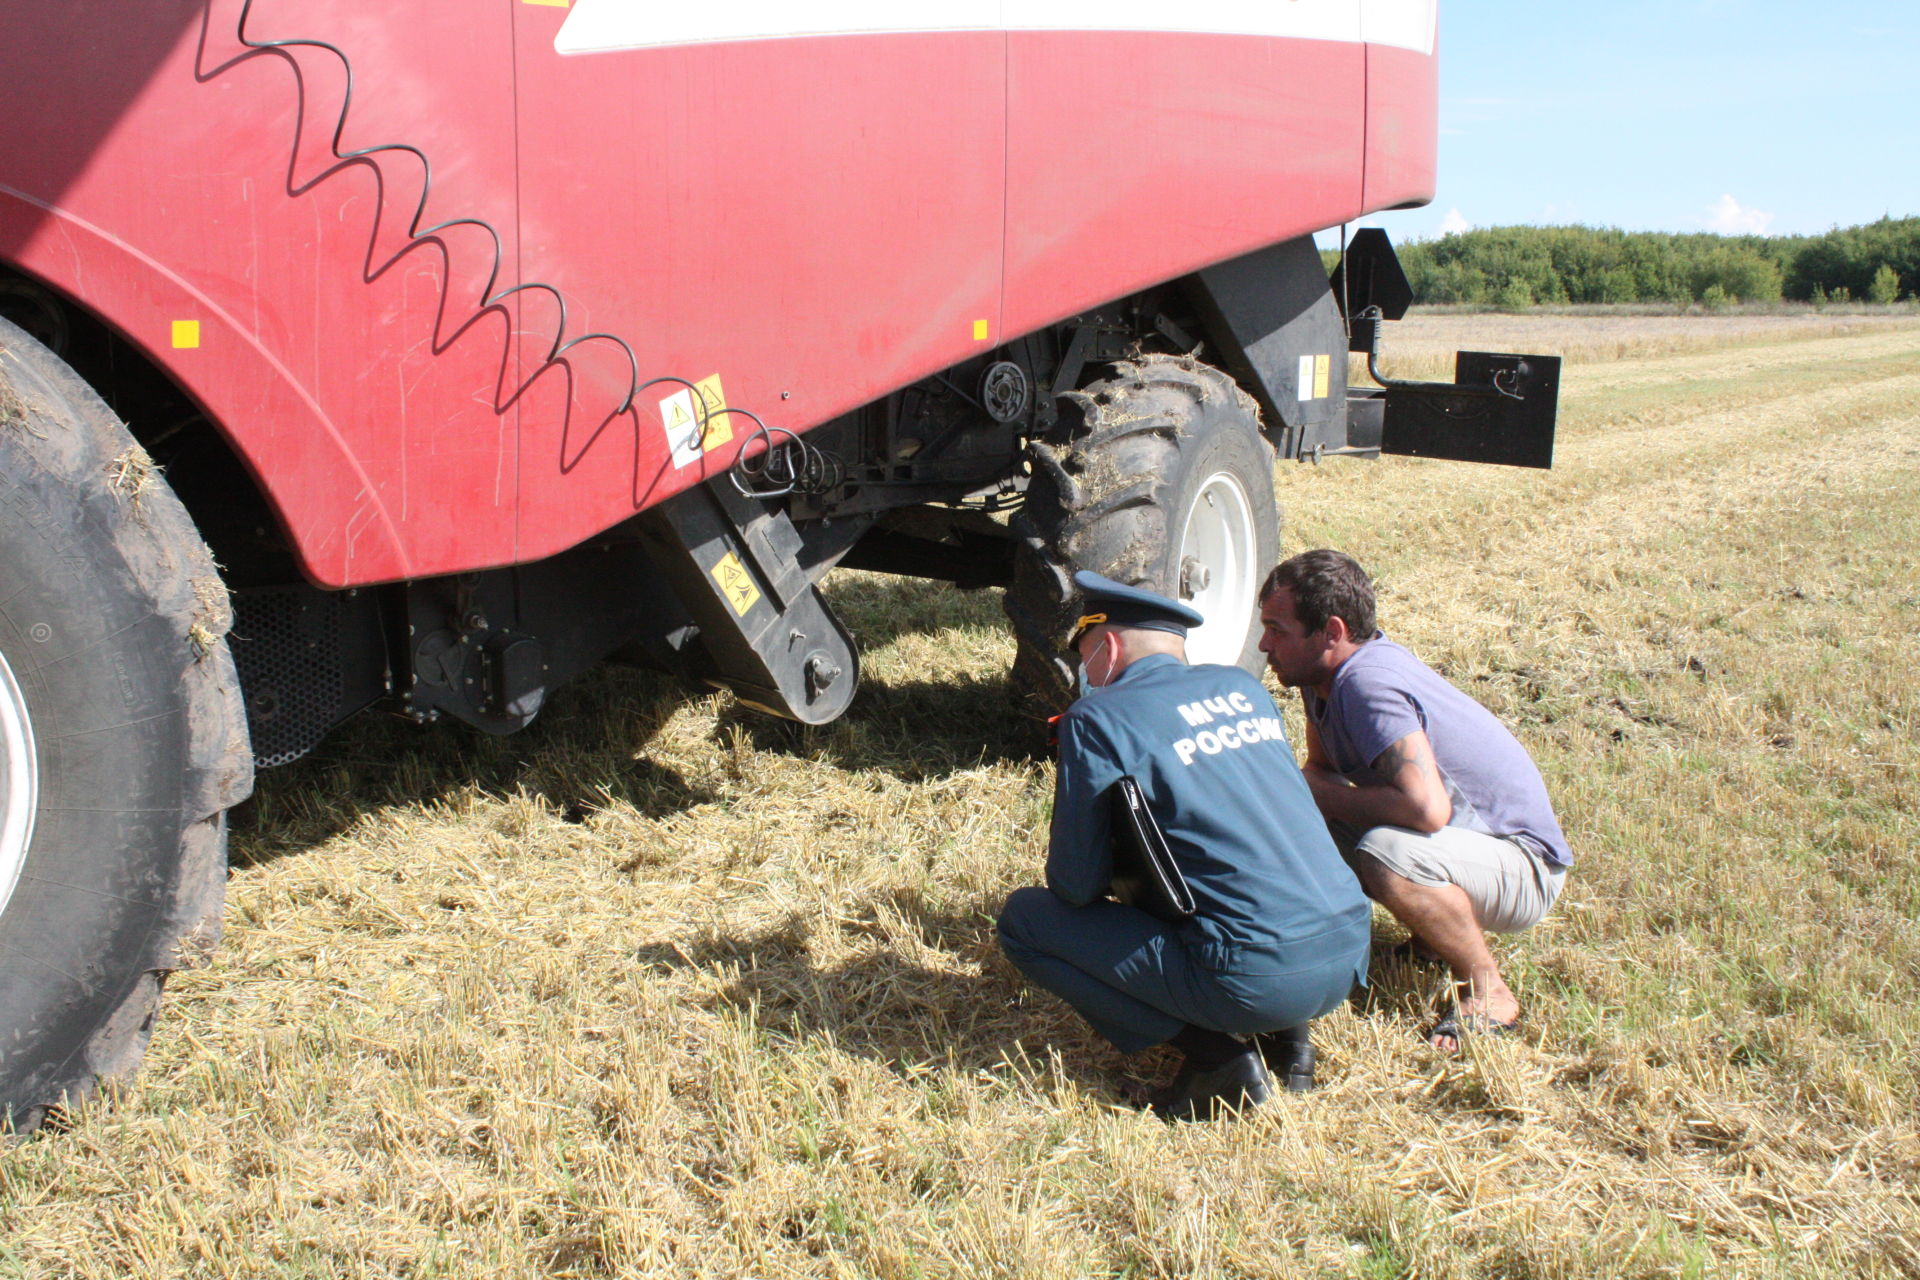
[
  {"xmin": 1869, "ymin": 264, "xmax": 1901, "ymax": 303},
  {"xmin": 1495, "ymin": 277, "xmax": 1535, "ymax": 310},
  {"xmin": 1372, "ymin": 216, "xmax": 1919, "ymax": 308},
  {"xmin": 1690, "ymin": 248, "xmax": 1782, "ymax": 303},
  {"xmin": 1783, "ymin": 217, "xmax": 1920, "ymax": 300}
]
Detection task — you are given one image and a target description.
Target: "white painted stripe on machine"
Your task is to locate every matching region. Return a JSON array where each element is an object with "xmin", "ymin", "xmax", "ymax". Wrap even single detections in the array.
[{"xmin": 555, "ymin": 0, "xmax": 1436, "ymax": 57}]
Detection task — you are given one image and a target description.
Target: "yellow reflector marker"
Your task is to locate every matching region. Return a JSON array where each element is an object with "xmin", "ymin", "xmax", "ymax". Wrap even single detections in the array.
[
  {"xmin": 171, "ymin": 320, "xmax": 200, "ymax": 349},
  {"xmin": 523, "ymin": 0, "xmax": 569, "ymax": 7},
  {"xmin": 973, "ymin": 319, "xmax": 989, "ymax": 341},
  {"xmin": 710, "ymin": 551, "xmax": 761, "ymax": 616},
  {"xmin": 694, "ymin": 374, "xmax": 732, "ymax": 450}
]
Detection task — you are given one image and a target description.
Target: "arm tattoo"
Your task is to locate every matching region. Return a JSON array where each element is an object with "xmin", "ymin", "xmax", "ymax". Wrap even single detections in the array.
[{"xmin": 1372, "ymin": 737, "xmax": 1432, "ymax": 783}]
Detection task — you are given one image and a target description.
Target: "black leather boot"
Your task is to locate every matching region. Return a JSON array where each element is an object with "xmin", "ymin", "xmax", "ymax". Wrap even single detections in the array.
[
  {"xmin": 1151, "ymin": 1048, "xmax": 1273, "ymax": 1121},
  {"xmin": 1254, "ymin": 1024, "xmax": 1316, "ymax": 1093}
]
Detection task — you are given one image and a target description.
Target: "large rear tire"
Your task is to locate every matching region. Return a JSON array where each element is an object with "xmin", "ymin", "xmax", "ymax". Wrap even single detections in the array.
[
  {"xmin": 0, "ymin": 318, "xmax": 251, "ymax": 1132},
  {"xmin": 1006, "ymin": 355, "xmax": 1280, "ymax": 712}
]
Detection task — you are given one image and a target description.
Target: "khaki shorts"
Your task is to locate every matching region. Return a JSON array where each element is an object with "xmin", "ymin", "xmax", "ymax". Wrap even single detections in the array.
[{"xmin": 1331, "ymin": 823, "xmax": 1565, "ymax": 934}]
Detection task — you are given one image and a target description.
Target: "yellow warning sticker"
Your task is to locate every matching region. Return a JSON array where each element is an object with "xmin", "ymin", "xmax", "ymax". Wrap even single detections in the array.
[
  {"xmin": 522, "ymin": 0, "xmax": 569, "ymax": 8},
  {"xmin": 1313, "ymin": 353, "xmax": 1331, "ymax": 400},
  {"xmin": 171, "ymin": 320, "xmax": 200, "ymax": 349},
  {"xmin": 710, "ymin": 551, "xmax": 760, "ymax": 616},
  {"xmin": 694, "ymin": 374, "xmax": 732, "ymax": 451},
  {"xmin": 973, "ymin": 319, "xmax": 990, "ymax": 341}
]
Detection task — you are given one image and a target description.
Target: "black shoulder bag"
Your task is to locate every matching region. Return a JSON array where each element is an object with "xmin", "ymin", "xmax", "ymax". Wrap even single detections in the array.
[{"xmin": 1107, "ymin": 775, "xmax": 1195, "ymax": 922}]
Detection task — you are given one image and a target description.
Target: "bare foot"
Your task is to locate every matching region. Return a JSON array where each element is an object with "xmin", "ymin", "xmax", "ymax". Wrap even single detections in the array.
[{"xmin": 1429, "ymin": 979, "xmax": 1519, "ymax": 1053}]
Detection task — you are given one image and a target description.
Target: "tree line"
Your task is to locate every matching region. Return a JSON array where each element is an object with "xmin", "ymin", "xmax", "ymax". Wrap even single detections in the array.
[{"xmin": 1335, "ymin": 217, "xmax": 1919, "ymax": 308}]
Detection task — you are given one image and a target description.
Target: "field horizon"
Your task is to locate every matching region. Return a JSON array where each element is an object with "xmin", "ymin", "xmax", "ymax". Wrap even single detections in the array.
[{"xmin": 4, "ymin": 310, "xmax": 1917, "ymax": 1279}]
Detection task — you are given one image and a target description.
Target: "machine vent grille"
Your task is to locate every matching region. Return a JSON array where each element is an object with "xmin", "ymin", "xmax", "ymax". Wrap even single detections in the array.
[{"xmin": 228, "ymin": 588, "xmax": 344, "ymax": 768}]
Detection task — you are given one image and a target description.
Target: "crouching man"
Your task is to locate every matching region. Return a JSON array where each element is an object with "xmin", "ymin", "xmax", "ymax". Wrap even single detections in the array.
[
  {"xmin": 997, "ymin": 572, "xmax": 1371, "ymax": 1119},
  {"xmin": 1258, "ymin": 551, "xmax": 1574, "ymax": 1051}
]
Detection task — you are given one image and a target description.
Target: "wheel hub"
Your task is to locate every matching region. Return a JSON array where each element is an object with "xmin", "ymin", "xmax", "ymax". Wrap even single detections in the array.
[
  {"xmin": 0, "ymin": 648, "xmax": 38, "ymax": 917},
  {"xmin": 1177, "ymin": 472, "xmax": 1258, "ymax": 668},
  {"xmin": 1180, "ymin": 556, "xmax": 1212, "ymax": 597}
]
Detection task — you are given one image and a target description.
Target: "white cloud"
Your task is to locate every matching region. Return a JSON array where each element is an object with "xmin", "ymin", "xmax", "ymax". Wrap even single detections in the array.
[
  {"xmin": 1437, "ymin": 208, "xmax": 1472, "ymax": 236},
  {"xmin": 1705, "ymin": 194, "xmax": 1774, "ymax": 235}
]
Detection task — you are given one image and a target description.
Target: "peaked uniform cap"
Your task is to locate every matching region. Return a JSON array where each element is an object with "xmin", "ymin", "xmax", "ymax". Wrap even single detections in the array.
[{"xmin": 1069, "ymin": 570, "xmax": 1205, "ymax": 644}]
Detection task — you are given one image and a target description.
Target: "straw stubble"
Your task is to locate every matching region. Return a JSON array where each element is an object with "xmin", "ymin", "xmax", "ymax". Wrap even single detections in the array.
[{"xmin": 4, "ymin": 312, "xmax": 1917, "ymax": 1278}]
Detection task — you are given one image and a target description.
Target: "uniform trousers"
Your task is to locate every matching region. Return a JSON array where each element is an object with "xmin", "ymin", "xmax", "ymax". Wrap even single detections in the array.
[{"xmin": 997, "ymin": 886, "xmax": 1365, "ymax": 1055}]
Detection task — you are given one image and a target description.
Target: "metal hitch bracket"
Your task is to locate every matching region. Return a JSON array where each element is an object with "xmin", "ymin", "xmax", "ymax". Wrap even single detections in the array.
[
  {"xmin": 1371, "ymin": 346, "xmax": 1562, "ymax": 470},
  {"xmin": 638, "ymin": 477, "xmax": 861, "ymax": 725}
]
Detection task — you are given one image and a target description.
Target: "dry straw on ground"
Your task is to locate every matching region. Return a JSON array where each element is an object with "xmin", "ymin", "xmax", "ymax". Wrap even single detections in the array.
[
  {"xmin": 1370, "ymin": 308, "xmax": 1914, "ymax": 380},
  {"xmin": 3, "ymin": 312, "xmax": 1917, "ymax": 1278}
]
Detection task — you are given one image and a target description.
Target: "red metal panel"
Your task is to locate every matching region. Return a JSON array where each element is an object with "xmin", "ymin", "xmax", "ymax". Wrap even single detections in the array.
[
  {"xmin": 1004, "ymin": 32, "xmax": 1367, "ymax": 339},
  {"xmin": 1362, "ymin": 42, "xmax": 1439, "ymax": 214},
  {"xmin": 2, "ymin": 0, "xmax": 523, "ymax": 588},
  {"xmin": 3, "ymin": 4, "xmax": 1436, "ymax": 588},
  {"xmin": 505, "ymin": 13, "xmax": 1007, "ymax": 565},
  {"xmin": 0, "ymin": 2, "xmax": 408, "ymax": 582},
  {"xmin": 0, "ymin": 188, "xmax": 410, "ymax": 583}
]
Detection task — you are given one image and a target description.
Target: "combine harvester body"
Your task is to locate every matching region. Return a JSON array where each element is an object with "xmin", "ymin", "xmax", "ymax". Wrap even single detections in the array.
[{"xmin": 0, "ymin": 0, "xmax": 1556, "ymax": 1125}]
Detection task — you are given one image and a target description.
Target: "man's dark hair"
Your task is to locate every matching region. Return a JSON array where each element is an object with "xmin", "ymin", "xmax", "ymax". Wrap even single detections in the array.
[{"xmin": 1261, "ymin": 550, "xmax": 1376, "ymax": 639}]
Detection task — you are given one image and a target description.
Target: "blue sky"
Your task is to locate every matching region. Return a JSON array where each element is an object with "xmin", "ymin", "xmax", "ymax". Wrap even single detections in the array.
[{"xmin": 1337, "ymin": 0, "xmax": 1919, "ymax": 246}]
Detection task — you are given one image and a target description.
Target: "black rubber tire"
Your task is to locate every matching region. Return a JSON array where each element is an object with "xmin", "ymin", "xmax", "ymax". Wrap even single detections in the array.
[
  {"xmin": 1006, "ymin": 354, "xmax": 1280, "ymax": 713},
  {"xmin": 0, "ymin": 317, "xmax": 251, "ymax": 1132}
]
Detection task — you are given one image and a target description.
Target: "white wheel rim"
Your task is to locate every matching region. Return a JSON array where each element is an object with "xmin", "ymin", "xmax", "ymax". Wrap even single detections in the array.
[
  {"xmin": 0, "ymin": 647, "xmax": 37, "ymax": 917},
  {"xmin": 1176, "ymin": 470, "xmax": 1258, "ymax": 667}
]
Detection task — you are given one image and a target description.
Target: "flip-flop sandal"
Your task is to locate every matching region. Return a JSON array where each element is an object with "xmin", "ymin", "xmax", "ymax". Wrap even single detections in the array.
[{"xmin": 1426, "ymin": 1004, "xmax": 1518, "ymax": 1050}]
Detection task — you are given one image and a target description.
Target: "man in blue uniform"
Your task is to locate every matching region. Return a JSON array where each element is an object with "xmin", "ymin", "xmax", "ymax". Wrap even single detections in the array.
[{"xmin": 997, "ymin": 572, "xmax": 1372, "ymax": 1119}]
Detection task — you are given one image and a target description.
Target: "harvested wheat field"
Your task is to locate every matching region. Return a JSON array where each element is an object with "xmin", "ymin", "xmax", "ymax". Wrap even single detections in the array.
[
  {"xmin": 5, "ymin": 314, "xmax": 1919, "ymax": 1279},
  {"xmin": 1374, "ymin": 307, "xmax": 1917, "ymax": 381}
]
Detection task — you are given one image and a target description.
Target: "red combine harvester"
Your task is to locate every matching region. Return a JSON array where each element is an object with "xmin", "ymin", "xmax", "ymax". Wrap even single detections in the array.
[{"xmin": 0, "ymin": 0, "xmax": 1557, "ymax": 1126}]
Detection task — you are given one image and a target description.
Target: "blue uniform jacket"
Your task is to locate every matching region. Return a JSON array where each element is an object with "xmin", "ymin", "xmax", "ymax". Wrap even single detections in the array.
[{"xmin": 1048, "ymin": 654, "xmax": 1371, "ymax": 976}]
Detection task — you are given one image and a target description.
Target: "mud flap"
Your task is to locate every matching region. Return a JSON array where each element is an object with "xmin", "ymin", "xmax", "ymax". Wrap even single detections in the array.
[{"xmin": 1184, "ymin": 235, "xmax": 1350, "ymax": 460}]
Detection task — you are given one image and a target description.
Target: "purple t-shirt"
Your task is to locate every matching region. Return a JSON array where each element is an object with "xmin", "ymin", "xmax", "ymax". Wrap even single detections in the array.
[{"xmin": 1303, "ymin": 635, "xmax": 1573, "ymax": 867}]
